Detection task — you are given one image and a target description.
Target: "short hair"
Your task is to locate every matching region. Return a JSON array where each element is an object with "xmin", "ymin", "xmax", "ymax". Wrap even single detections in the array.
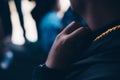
[{"xmin": 34, "ymin": 0, "xmax": 58, "ymax": 22}]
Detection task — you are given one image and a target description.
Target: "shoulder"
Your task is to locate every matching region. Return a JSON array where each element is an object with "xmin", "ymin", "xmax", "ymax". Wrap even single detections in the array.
[
  {"xmin": 89, "ymin": 29, "xmax": 120, "ymax": 53},
  {"xmin": 69, "ymin": 29, "xmax": 120, "ymax": 80}
]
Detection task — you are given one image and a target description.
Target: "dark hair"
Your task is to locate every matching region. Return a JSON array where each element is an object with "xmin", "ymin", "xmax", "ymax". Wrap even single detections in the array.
[{"xmin": 32, "ymin": 0, "xmax": 58, "ymax": 24}]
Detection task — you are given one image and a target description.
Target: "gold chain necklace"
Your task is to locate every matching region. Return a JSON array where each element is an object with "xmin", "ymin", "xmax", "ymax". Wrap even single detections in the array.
[{"xmin": 94, "ymin": 25, "xmax": 120, "ymax": 41}]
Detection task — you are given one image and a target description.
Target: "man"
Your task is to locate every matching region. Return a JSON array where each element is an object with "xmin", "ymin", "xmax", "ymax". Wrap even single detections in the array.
[{"xmin": 33, "ymin": 0, "xmax": 120, "ymax": 80}]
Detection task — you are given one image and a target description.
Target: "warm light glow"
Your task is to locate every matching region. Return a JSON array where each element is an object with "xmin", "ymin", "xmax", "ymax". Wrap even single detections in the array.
[
  {"xmin": 58, "ymin": 0, "xmax": 70, "ymax": 17},
  {"xmin": 9, "ymin": 0, "xmax": 70, "ymax": 45},
  {"xmin": 9, "ymin": 0, "xmax": 25, "ymax": 45},
  {"xmin": 22, "ymin": 0, "xmax": 38, "ymax": 42},
  {"xmin": 60, "ymin": 0, "xmax": 70, "ymax": 12}
]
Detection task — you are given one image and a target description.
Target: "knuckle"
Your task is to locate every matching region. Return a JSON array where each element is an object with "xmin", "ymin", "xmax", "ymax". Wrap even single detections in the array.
[
  {"xmin": 56, "ymin": 34, "xmax": 71, "ymax": 45},
  {"xmin": 56, "ymin": 33, "xmax": 67, "ymax": 40},
  {"xmin": 56, "ymin": 33, "xmax": 62, "ymax": 40},
  {"xmin": 59, "ymin": 36, "xmax": 68, "ymax": 44},
  {"xmin": 61, "ymin": 36, "xmax": 71, "ymax": 45}
]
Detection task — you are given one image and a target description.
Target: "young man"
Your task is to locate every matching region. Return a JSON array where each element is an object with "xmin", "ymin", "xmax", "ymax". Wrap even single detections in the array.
[{"xmin": 33, "ymin": 0, "xmax": 120, "ymax": 80}]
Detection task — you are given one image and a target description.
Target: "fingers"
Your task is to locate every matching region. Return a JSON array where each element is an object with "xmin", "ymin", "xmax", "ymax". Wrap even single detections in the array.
[
  {"xmin": 62, "ymin": 21, "xmax": 82, "ymax": 34},
  {"xmin": 68, "ymin": 27, "xmax": 92, "ymax": 41}
]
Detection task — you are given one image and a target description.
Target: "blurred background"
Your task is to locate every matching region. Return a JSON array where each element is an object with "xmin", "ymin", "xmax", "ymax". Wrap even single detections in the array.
[
  {"xmin": 0, "ymin": 0, "xmax": 86, "ymax": 80},
  {"xmin": 9, "ymin": 0, "xmax": 70, "ymax": 45}
]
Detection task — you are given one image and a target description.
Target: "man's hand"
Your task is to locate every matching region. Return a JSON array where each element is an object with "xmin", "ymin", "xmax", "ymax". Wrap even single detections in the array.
[{"xmin": 46, "ymin": 21, "xmax": 93, "ymax": 69}]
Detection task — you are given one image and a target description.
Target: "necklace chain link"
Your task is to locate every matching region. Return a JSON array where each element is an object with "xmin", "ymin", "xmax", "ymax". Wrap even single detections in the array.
[{"xmin": 94, "ymin": 25, "xmax": 120, "ymax": 41}]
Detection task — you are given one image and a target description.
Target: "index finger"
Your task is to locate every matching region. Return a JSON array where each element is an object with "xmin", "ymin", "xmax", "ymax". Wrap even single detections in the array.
[{"xmin": 61, "ymin": 21, "xmax": 82, "ymax": 34}]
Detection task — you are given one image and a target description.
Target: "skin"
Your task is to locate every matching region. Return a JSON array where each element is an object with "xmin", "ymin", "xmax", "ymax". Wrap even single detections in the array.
[
  {"xmin": 70, "ymin": 0, "xmax": 120, "ymax": 31},
  {"xmin": 55, "ymin": 0, "xmax": 61, "ymax": 11},
  {"xmin": 45, "ymin": 0, "xmax": 120, "ymax": 69}
]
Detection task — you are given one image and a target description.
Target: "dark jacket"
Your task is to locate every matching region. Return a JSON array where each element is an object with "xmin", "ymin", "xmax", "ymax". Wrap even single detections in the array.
[{"xmin": 33, "ymin": 22, "xmax": 120, "ymax": 80}]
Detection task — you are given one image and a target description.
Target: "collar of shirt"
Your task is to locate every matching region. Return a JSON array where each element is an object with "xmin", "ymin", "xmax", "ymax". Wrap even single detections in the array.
[{"xmin": 93, "ymin": 20, "xmax": 120, "ymax": 38}]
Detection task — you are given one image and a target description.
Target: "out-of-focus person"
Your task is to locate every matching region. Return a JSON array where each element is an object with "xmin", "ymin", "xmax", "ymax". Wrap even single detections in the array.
[
  {"xmin": 0, "ymin": 0, "xmax": 12, "ymax": 38},
  {"xmin": 38, "ymin": 0, "xmax": 62, "ymax": 54},
  {"xmin": 31, "ymin": 0, "xmax": 42, "ymax": 26}
]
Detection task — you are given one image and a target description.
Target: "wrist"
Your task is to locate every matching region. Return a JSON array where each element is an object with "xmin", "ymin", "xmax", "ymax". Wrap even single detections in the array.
[
  {"xmin": 45, "ymin": 60, "xmax": 68, "ymax": 70},
  {"xmin": 33, "ymin": 64, "xmax": 65, "ymax": 80}
]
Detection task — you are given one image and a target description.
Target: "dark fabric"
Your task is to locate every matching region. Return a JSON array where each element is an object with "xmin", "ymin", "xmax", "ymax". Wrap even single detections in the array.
[
  {"xmin": 33, "ymin": 21, "xmax": 120, "ymax": 80},
  {"xmin": 33, "ymin": 65, "xmax": 65, "ymax": 80},
  {"xmin": 93, "ymin": 19, "xmax": 120, "ymax": 37},
  {"xmin": 66, "ymin": 28, "xmax": 120, "ymax": 80}
]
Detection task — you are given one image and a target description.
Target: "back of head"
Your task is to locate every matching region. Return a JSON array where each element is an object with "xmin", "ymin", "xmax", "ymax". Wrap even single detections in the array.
[
  {"xmin": 32, "ymin": 0, "xmax": 59, "ymax": 25},
  {"xmin": 40, "ymin": 0, "xmax": 58, "ymax": 11}
]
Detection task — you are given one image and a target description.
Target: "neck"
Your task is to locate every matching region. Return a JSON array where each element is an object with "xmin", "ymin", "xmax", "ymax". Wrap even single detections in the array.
[{"xmin": 81, "ymin": 1, "xmax": 120, "ymax": 31}]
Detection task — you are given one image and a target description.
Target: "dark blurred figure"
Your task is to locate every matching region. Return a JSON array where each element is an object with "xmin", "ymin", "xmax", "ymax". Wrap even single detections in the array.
[
  {"xmin": 31, "ymin": 0, "xmax": 42, "ymax": 26},
  {"xmin": 32, "ymin": 0, "xmax": 61, "ymax": 25},
  {"xmin": 0, "ymin": 0, "xmax": 12, "ymax": 63},
  {"xmin": 0, "ymin": 17, "xmax": 4, "ymax": 61},
  {"xmin": 0, "ymin": 1, "xmax": 45, "ymax": 80},
  {"xmin": 32, "ymin": 0, "xmax": 61, "ymax": 24},
  {"xmin": 36, "ymin": 0, "xmax": 62, "ymax": 54},
  {"xmin": 0, "ymin": 0, "xmax": 12, "ymax": 38},
  {"xmin": 0, "ymin": 16, "xmax": 4, "ymax": 80},
  {"xmin": 62, "ymin": 7, "xmax": 87, "ymax": 28},
  {"xmin": 0, "ymin": 0, "xmax": 14, "ymax": 69},
  {"xmin": 0, "ymin": 13, "xmax": 10, "ymax": 80}
]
